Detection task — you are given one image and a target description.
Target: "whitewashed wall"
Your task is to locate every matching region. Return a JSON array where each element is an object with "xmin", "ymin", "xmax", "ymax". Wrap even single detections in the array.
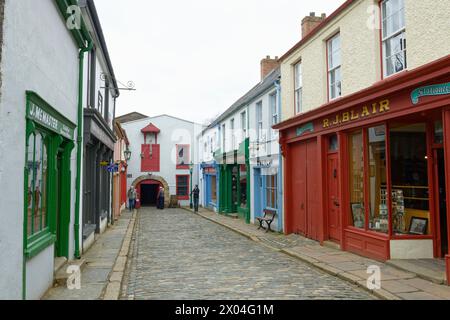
[
  {"xmin": 0, "ymin": 0, "xmax": 79, "ymax": 299},
  {"xmin": 122, "ymin": 115, "xmax": 202, "ymax": 206}
]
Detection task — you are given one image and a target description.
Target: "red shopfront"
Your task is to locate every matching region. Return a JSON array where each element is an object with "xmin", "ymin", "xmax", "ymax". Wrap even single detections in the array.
[{"xmin": 275, "ymin": 55, "xmax": 450, "ymax": 283}]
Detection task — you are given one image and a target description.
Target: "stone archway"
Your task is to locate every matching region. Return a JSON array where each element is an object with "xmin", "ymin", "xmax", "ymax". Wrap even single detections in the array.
[{"xmin": 132, "ymin": 174, "xmax": 170, "ymax": 207}]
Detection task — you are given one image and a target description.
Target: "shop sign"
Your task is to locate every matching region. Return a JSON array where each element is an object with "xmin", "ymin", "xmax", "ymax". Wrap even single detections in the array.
[
  {"xmin": 411, "ymin": 82, "xmax": 450, "ymax": 105},
  {"xmin": 296, "ymin": 123, "xmax": 314, "ymax": 137},
  {"xmin": 28, "ymin": 101, "xmax": 74, "ymax": 140},
  {"xmin": 322, "ymin": 99, "xmax": 390, "ymax": 129}
]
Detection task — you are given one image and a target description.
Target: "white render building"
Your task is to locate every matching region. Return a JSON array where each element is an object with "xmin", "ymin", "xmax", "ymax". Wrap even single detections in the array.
[{"xmin": 121, "ymin": 114, "xmax": 202, "ymax": 208}]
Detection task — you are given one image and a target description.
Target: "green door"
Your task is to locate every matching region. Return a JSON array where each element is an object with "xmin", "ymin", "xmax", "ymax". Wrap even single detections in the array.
[{"xmin": 55, "ymin": 150, "xmax": 63, "ymax": 257}]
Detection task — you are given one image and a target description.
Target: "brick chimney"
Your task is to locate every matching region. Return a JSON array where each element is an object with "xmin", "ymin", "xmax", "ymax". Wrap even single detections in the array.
[
  {"xmin": 301, "ymin": 12, "xmax": 326, "ymax": 38},
  {"xmin": 260, "ymin": 56, "xmax": 279, "ymax": 80}
]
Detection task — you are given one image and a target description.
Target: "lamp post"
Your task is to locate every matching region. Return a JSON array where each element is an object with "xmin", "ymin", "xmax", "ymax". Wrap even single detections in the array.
[
  {"xmin": 124, "ymin": 147, "xmax": 132, "ymax": 162},
  {"xmin": 189, "ymin": 161, "xmax": 194, "ymax": 209}
]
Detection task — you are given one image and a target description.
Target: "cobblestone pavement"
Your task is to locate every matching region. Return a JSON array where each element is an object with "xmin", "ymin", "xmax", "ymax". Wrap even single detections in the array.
[{"xmin": 121, "ymin": 208, "xmax": 375, "ymax": 300}]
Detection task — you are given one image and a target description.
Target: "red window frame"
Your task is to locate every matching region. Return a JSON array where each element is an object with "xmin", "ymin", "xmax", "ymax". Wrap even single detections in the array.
[
  {"xmin": 176, "ymin": 144, "xmax": 190, "ymax": 169},
  {"xmin": 176, "ymin": 175, "xmax": 190, "ymax": 200}
]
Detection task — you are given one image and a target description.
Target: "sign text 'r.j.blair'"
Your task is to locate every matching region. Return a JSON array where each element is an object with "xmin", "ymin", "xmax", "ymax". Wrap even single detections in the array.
[{"xmin": 323, "ymin": 99, "xmax": 390, "ymax": 129}]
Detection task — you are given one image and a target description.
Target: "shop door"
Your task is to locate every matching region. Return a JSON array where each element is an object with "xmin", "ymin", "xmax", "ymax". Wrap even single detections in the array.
[
  {"xmin": 290, "ymin": 142, "xmax": 307, "ymax": 235},
  {"xmin": 327, "ymin": 153, "xmax": 341, "ymax": 242},
  {"xmin": 435, "ymin": 148, "xmax": 448, "ymax": 257},
  {"xmin": 55, "ymin": 151, "xmax": 63, "ymax": 257},
  {"xmin": 289, "ymin": 139, "xmax": 319, "ymax": 240}
]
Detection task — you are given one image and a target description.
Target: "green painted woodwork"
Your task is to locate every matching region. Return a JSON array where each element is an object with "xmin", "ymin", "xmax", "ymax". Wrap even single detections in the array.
[
  {"xmin": 57, "ymin": 141, "xmax": 75, "ymax": 257},
  {"xmin": 23, "ymin": 93, "xmax": 75, "ymax": 299},
  {"xmin": 74, "ymin": 40, "xmax": 93, "ymax": 259},
  {"xmin": 217, "ymin": 139, "xmax": 251, "ymax": 224}
]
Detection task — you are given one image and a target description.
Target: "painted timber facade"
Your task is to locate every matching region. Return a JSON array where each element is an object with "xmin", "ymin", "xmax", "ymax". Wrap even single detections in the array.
[{"xmin": 274, "ymin": 0, "xmax": 450, "ymax": 281}]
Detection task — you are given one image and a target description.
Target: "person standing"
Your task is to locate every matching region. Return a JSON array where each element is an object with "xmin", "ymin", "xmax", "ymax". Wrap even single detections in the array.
[
  {"xmin": 128, "ymin": 186, "xmax": 136, "ymax": 211},
  {"xmin": 191, "ymin": 185, "xmax": 200, "ymax": 213},
  {"xmin": 157, "ymin": 185, "xmax": 165, "ymax": 210}
]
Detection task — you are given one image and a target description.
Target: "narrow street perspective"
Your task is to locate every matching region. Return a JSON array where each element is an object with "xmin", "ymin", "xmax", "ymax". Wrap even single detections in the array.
[
  {"xmin": 121, "ymin": 208, "xmax": 374, "ymax": 300},
  {"xmin": 2, "ymin": 0, "xmax": 450, "ymax": 308}
]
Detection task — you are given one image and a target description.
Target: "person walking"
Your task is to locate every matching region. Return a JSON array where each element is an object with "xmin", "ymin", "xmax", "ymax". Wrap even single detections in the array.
[
  {"xmin": 128, "ymin": 186, "xmax": 136, "ymax": 211},
  {"xmin": 191, "ymin": 185, "xmax": 200, "ymax": 213},
  {"xmin": 157, "ymin": 185, "xmax": 165, "ymax": 210}
]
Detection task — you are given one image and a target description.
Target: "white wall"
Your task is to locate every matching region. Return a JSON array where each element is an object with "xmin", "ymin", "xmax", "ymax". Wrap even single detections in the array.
[
  {"xmin": 0, "ymin": 0, "xmax": 79, "ymax": 299},
  {"xmin": 122, "ymin": 115, "xmax": 203, "ymax": 206}
]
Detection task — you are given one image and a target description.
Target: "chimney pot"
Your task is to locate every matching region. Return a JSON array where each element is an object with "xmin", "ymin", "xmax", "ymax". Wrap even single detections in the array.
[
  {"xmin": 260, "ymin": 56, "xmax": 280, "ymax": 80},
  {"xmin": 302, "ymin": 11, "xmax": 326, "ymax": 38}
]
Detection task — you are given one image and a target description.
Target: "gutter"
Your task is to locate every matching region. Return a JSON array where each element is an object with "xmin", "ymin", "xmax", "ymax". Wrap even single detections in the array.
[
  {"xmin": 274, "ymin": 77, "xmax": 283, "ymax": 232},
  {"xmin": 74, "ymin": 39, "xmax": 93, "ymax": 259}
]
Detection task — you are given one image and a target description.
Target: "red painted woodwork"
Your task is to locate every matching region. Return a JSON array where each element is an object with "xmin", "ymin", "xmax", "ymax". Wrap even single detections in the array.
[
  {"xmin": 289, "ymin": 142, "xmax": 307, "ymax": 235},
  {"xmin": 120, "ymin": 169, "xmax": 127, "ymax": 205},
  {"xmin": 176, "ymin": 175, "xmax": 190, "ymax": 200},
  {"xmin": 306, "ymin": 139, "xmax": 320, "ymax": 241},
  {"xmin": 344, "ymin": 228, "xmax": 389, "ymax": 261},
  {"xmin": 327, "ymin": 153, "xmax": 341, "ymax": 242},
  {"xmin": 277, "ymin": 56, "xmax": 450, "ymax": 274},
  {"xmin": 141, "ymin": 123, "xmax": 160, "ymax": 133},
  {"xmin": 286, "ymin": 139, "xmax": 320, "ymax": 241},
  {"xmin": 141, "ymin": 144, "xmax": 160, "ymax": 172},
  {"xmin": 443, "ymin": 109, "xmax": 450, "ymax": 282}
]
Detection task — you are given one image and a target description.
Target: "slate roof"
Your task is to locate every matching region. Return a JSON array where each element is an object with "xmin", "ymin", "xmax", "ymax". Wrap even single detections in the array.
[{"xmin": 203, "ymin": 67, "xmax": 280, "ymax": 134}]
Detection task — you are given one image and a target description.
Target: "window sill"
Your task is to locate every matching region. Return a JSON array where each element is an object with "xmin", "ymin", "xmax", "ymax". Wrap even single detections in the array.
[
  {"xmin": 25, "ymin": 231, "xmax": 56, "ymax": 260},
  {"xmin": 177, "ymin": 196, "xmax": 189, "ymax": 201}
]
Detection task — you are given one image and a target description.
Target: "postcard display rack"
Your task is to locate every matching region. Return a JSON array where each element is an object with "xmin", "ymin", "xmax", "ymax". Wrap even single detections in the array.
[{"xmin": 372, "ymin": 188, "xmax": 405, "ymax": 234}]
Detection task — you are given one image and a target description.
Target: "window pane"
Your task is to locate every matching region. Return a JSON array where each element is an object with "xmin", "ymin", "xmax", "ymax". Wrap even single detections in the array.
[
  {"xmin": 390, "ymin": 123, "xmax": 430, "ymax": 236},
  {"xmin": 211, "ymin": 175, "xmax": 217, "ymax": 202},
  {"xmin": 434, "ymin": 121, "xmax": 443, "ymax": 144},
  {"xmin": 27, "ymin": 134, "xmax": 36, "ymax": 237},
  {"xmin": 39, "ymin": 135, "xmax": 48, "ymax": 230},
  {"xmin": 382, "ymin": 0, "xmax": 405, "ymax": 38},
  {"xmin": 349, "ymin": 131, "xmax": 365, "ymax": 229},
  {"xmin": 367, "ymin": 126, "xmax": 388, "ymax": 234}
]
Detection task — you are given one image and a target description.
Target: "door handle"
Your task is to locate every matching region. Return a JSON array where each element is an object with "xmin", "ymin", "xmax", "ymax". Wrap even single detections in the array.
[{"xmin": 334, "ymin": 201, "xmax": 340, "ymax": 207}]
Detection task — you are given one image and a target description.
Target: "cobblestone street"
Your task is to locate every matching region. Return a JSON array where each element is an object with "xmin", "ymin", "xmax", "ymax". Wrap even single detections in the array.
[{"xmin": 121, "ymin": 208, "xmax": 375, "ymax": 300}]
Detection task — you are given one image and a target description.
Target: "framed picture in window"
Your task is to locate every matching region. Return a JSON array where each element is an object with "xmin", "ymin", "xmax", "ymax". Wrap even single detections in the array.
[
  {"xmin": 409, "ymin": 217, "xmax": 428, "ymax": 235},
  {"xmin": 351, "ymin": 203, "xmax": 365, "ymax": 228}
]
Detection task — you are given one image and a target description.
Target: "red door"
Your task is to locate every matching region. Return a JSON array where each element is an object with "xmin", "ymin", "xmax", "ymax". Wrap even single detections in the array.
[
  {"xmin": 306, "ymin": 140, "xmax": 320, "ymax": 241},
  {"xmin": 288, "ymin": 139, "xmax": 319, "ymax": 240},
  {"xmin": 327, "ymin": 153, "xmax": 341, "ymax": 242},
  {"xmin": 289, "ymin": 143, "xmax": 307, "ymax": 235}
]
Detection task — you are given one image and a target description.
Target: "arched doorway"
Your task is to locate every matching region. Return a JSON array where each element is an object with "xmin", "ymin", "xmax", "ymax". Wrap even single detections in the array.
[{"xmin": 132, "ymin": 174, "xmax": 170, "ymax": 208}]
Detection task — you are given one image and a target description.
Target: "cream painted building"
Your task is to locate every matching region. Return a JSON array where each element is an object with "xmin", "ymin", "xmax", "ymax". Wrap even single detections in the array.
[{"xmin": 280, "ymin": 0, "xmax": 450, "ymax": 121}]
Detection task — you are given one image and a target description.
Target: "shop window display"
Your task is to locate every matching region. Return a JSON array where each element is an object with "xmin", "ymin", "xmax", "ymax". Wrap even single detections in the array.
[
  {"xmin": 349, "ymin": 131, "xmax": 365, "ymax": 229},
  {"xmin": 367, "ymin": 125, "xmax": 388, "ymax": 233},
  {"xmin": 390, "ymin": 123, "xmax": 430, "ymax": 235},
  {"xmin": 240, "ymin": 165, "xmax": 247, "ymax": 208}
]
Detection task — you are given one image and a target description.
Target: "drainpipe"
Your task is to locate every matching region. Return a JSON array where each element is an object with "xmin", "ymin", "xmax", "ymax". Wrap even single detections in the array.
[
  {"xmin": 274, "ymin": 78, "xmax": 283, "ymax": 232},
  {"xmin": 74, "ymin": 40, "xmax": 93, "ymax": 259}
]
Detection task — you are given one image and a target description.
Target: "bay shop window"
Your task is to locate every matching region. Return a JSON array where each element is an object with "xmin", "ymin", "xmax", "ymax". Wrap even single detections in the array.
[{"xmin": 348, "ymin": 123, "xmax": 431, "ymax": 237}]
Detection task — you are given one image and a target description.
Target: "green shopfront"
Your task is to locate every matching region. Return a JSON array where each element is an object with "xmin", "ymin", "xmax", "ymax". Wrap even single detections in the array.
[
  {"xmin": 215, "ymin": 139, "xmax": 251, "ymax": 223},
  {"xmin": 23, "ymin": 92, "xmax": 76, "ymax": 270}
]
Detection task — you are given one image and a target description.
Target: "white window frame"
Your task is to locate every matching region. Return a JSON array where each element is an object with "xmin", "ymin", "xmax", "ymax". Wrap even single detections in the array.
[
  {"xmin": 241, "ymin": 111, "xmax": 247, "ymax": 139},
  {"xmin": 327, "ymin": 33, "xmax": 342, "ymax": 100},
  {"xmin": 256, "ymin": 101, "xmax": 263, "ymax": 142},
  {"xmin": 265, "ymin": 174, "xmax": 278, "ymax": 210},
  {"xmin": 270, "ymin": 92, "xmax": 278, "ymax": 126},
  {"xmin": 381, "ymin": 0, "xmax": 406, "ymax": 78},
  {"xmin": 230, "ymin": 118, "xmax": 236, "ymax": 150},
  {"xmin": 294, "ymin": 62, "xmax": 303, "ymax": 114},
  {"xmin": 222, "ymin": 124, "xmax": 226, "ymax": 151}
]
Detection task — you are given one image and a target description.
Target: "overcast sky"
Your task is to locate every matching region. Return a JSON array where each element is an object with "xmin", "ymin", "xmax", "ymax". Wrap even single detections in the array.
[{"xmin": 94, "ymin": 0, "xmax": 346, "ymax": 125}]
